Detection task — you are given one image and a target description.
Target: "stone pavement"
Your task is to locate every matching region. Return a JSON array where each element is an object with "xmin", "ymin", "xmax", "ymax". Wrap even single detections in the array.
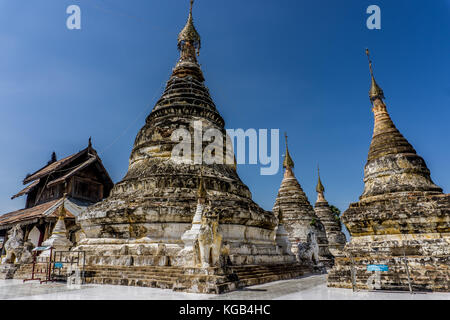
[{"xmin": 0, "ymin": 275, "xmax": 448, "ymax": 300}]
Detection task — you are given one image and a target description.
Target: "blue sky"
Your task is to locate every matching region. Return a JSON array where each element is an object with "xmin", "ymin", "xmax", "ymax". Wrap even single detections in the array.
[{"xmin": 1, "ymin": 1, "xmax": 449, "ymax": 238}]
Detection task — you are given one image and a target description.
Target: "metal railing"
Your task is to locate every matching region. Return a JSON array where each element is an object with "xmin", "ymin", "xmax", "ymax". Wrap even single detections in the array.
[{"xmin": 51, "ymin": 250, "xmax": 86, "ymax": 284}]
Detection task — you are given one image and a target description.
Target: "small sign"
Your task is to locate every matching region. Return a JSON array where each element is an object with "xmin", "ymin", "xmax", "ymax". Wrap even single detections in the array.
[
  {"xmin": 32, "ymin": 246, "xmax": 51, "ymax": 252},
  {"xmin": 367, "ymin": 264, "xmax": 389, "ymax": 272},
  {"xmin": 54, "ymin": 263, "xmax": 63, "ymax": 269}
]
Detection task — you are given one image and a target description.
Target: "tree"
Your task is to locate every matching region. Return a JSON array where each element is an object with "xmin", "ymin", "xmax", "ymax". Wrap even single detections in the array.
[
  {"xmin": 329, "ymin": 205, "xmax": 342, "ymax": 230},
  {"xmin": 47, "ymin": 152, "xmax": 57, "ymax": 165}
]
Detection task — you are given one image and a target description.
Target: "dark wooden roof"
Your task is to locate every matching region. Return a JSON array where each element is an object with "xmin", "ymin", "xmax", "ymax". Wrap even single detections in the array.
[
  {"xmin": 0, "ymin": 199, "xmax": 61, "ymax": 226},
  {"xmin": 23, "ymin": 148, "xmax": 88, "ymax": 185},
  {"xmin": 0, "ymin": 198, "xmax": 82, "ymax": 229},
  {"xmin": 14, "ymin": 143, "xmax": 114, "ymax": 200},
  {"xmin": 47, "ymin": 156, "xmax": 98, "ymax": 187},
  {"xmin": 11, "ymin": 180, "xmax": 40, "ymax": 200}
]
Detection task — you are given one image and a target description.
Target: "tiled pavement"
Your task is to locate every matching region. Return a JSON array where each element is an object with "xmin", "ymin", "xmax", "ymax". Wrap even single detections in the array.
[{"xmin": 0, "ymin": 275, "xmax": 448, "ymax": 300}]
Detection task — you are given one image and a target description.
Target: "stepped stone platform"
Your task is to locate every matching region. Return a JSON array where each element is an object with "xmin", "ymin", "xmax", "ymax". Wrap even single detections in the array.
[
  {"xmin": 11, "ymin": 262, "xmax": 314, "ymax": 294},
  {"xmin": 78, "ymin": 264, "xmax": 312, "ymax": 294}
]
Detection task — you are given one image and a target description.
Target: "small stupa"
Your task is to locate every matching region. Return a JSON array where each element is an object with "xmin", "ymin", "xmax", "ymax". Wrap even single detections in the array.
[
  {"xmin": 272, "ymin": 133, "xmax": 333, "ymax": 266},
  {"xmin": 274, "ymin": 207, "xmax": 293, "ymax": 256},
  {"xmin": 313, "ymin": 167, "xmax": 347, "ymax": 256},
  {"xmin": 327, "ymin": 50, "xmax": 450, "ymax": 292},
  {"xmin": 40, "ymin": 194, "xmax": 73, "ymax": 258}
]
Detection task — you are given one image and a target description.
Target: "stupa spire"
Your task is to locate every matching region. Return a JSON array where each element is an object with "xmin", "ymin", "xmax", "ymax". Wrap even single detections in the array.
[
  {"xmin": 315, "ymin": 166, "xmax": 327, "ymax": 204},
  {"xmin": 283, "ymin": 132, "xmax": 295, "ymax": 170},
  {"xmin": 366, "ymin": 49, "xmax": 385, "ymax": 103},
  {"xmin": 316, "ymin": 166, "xmax": 325, "ymax": 194},
  {"xmin": 58, "ymin": 193, "xmax": 67, "ymax": 221},
  {"xmin": 178, "ymin": 0, "xmax": 201, "ymax": 59},
  {"xmin": 360, "ymin": 49, "xmax": 442, "ymax": 198}
]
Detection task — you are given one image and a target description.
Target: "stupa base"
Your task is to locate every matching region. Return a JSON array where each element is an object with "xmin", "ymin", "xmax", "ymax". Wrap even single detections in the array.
[
  {"xmin": 74, "ymin": 235, "xmax": 298, "ymax": 267},
  {"xmin": 82, "ymin": 263, "xmax": 313, "ymax": 294},
  {"xmin": 70, "ymin": 236, "xmax": 311, "ymax": 293},
  {"xmin": 327, "ymin": 233, "xmax": 450, "ymax": 292},
  {"xmin": 0, "ymin": 264, "xmax": 19, "ymax": 280}
]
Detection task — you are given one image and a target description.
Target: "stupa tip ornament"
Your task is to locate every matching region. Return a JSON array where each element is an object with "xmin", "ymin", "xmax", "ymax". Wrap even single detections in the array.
[
  {"xmin": 58, "ymin": 192, "xmax": 67, "ymax": 220},
  {"xmin": 283, "ymin": 133, "xmax": 295, "ymax": 169},
  {"xmin": 197, "ymin": 170, "xmax": 207, "ymax": 199},
  {"xmin": 178, "ymin": 0, "xmax": 201, "ymax": 54},
  {"xmin": 366, "ymin": 49, "xmax": 385, "ymax": 103},
  {"xmin": 316, "ymin": 166, "xmax": 325, "ymax": 194}
]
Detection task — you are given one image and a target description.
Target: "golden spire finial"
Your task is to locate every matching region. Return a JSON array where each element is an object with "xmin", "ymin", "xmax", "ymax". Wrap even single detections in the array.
[
  {"xmin": 178, "ymin": 0, "xmax": 201, "ymax": 55},
  {"xmin": 316, "ymin": 165, "xmax": 325, "ymax": 193},
  {"xmin": 366, "ymin": 48, "xmax": 385, "ymax": 102},
  {"xmin": 366, "ymin": 49, "xmax": 374, "ymax": 78},
  {"xmin": 59, "ymin": 192, "xmax": 67, "ymax": 220},
  {"xmin": 197, "ymin": 167, "xmax": 207, "ymax": 199},
  {"xmin": 283, "ymin": 132, "xmax": 294, "ymax": 169}
]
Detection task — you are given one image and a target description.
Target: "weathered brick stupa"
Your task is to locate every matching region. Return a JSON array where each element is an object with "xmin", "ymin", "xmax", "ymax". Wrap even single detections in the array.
[
  {"xmin": 74, "ymin": 1, "xmax": 304, "ymax": 293},
  {"xmin": 272, "ymin": 134, "xmax": 334, "ymax": 267},
  {"xmin": 327, "ymin": 50, "xmax": 450, "ymax": 292},
  {"xmin": 314, "ymin": 169, "xmax": 347, "ymax": 257}
]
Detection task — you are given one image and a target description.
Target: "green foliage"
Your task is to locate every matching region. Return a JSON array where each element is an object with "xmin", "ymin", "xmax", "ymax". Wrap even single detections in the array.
[
  {"xmin": 329, "ymin": 205, "xmax": 341, "ymax": 217},
  {"xmin": 330, "ymin": 205, "xmax": 342, "ymax": 231},
  {"xmin": 310, "ymin": 218, "xmax": 317, "ymax": 226}
]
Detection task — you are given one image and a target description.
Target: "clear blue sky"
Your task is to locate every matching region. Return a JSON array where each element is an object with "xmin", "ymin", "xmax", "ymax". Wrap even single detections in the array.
[{"xmin": 1, "ymin": 0, "xmax": 449, "ymax": 237}]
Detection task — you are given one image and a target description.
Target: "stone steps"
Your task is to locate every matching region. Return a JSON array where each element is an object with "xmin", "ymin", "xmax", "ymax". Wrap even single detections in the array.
[
  {"xmin": 82, "ymin": 263, "xmax": 311, "ymax": 293},
  {"xmin": 231, "ymin": 264, "xmax": 310, "ymax": 287},
  {"xmin": 13, "ymin": 263, "xmax": 313, "ymax": 294},
  {"xmin": 83, "ymin": 267, "xmax": 239, "ymax": 294}
]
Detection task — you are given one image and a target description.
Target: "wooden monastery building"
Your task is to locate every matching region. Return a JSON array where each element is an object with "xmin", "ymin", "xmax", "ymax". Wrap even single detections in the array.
[{"xmin": 0, "ymin": 140, "xmax": 113, "ymax": 257}]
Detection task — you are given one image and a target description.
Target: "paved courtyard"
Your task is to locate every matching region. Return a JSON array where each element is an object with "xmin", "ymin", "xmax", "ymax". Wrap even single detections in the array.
[{"xmin": 0, "ymin": 275, "xmax": 448, "ymax": 300}]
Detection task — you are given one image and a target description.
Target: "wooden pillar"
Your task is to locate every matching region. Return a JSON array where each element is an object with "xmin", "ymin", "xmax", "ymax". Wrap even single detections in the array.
[
  {"xmin": 37, "ymin": 226, "xmax": 45, "ymax": 247},
  {"xmin": 99, "ymin": 184, "xmax": 104, "ymax": 201},
  {"xmin": 24, "ymin": 225, "xmax": 31, "ymax": 242},
  {"xmin": 43, "ymin": 223, "xmax": 50, "ymax": 243}
]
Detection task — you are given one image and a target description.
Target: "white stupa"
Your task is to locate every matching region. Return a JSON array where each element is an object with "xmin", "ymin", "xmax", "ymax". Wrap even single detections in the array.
[{"xmin": 40, "ymin": 196, "xmax": 73, "ymax": 259}]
